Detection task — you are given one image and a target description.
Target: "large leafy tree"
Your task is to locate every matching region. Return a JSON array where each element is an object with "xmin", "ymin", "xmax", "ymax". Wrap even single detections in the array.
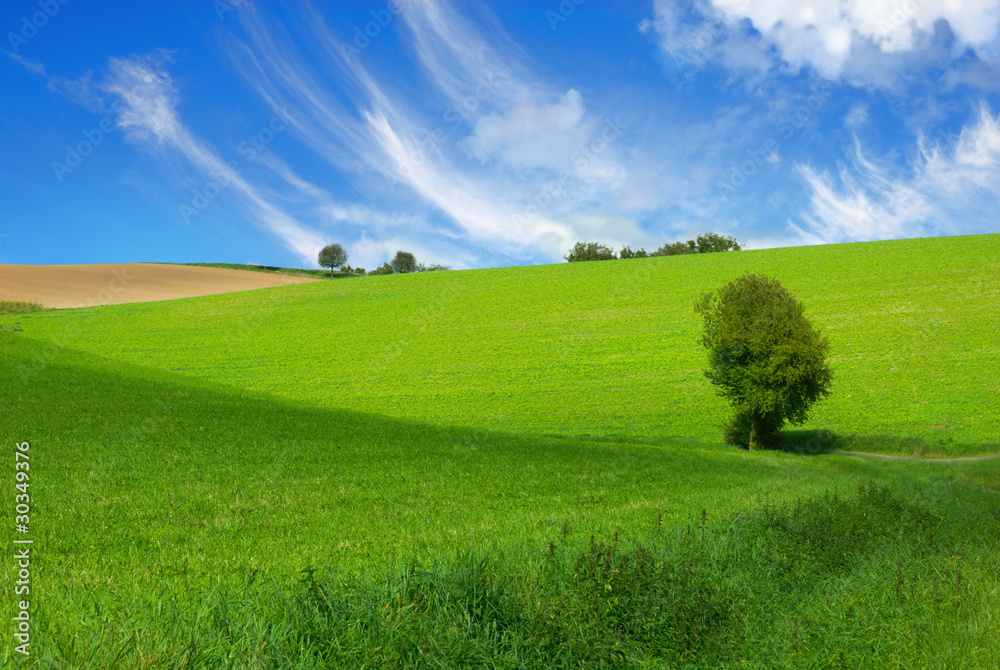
[
  {"xmin": 695, "ymin": 273, "xmax": 833, "ymax": 449},
  {"xmin": 318, "ymin": 244, "xmax": 348, "ymax": 276}
]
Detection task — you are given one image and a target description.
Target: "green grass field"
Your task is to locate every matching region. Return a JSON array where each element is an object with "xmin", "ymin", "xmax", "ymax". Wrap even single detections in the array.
[
  {"xmin": 16, "ymin": 234, "xmax": 1000, "ymax": 455},
  {"xmin": 2, "ymin": 234, "xmax": 999, "ymax": 667}
]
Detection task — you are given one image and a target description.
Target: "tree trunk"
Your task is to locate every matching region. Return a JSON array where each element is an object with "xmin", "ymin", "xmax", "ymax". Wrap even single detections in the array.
[{"xmin": 748, "ymin": 415, "xmax": 758, "ymax": 451}]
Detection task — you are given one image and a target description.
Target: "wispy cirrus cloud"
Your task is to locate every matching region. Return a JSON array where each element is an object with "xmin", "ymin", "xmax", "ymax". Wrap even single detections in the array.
[
  {"xmin": 794, "ymin": 105, "xmax": 1000, "ymax": 243},
  {"xmin": 86, "ymin": 50, "xmax": 327, "ymax": 264},
  {"xmin": 29, "ymin": 0, "xmax": 640, "ymax": 269},
  {"xmin": 222, "ymin": 0, "xmax": 637, "ymax": 263},
  {"xmin": 4, "ymin": 51, "xmax": 46, "ymax": 76},
  {"xmin": 42, "ymin": 45, "xmax": 431, "ymax": 268}
]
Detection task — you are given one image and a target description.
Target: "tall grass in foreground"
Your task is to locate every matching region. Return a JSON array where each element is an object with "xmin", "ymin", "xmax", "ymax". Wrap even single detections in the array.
[{"xmin": 20, "ymin": 481, "xmax": 1000, "ymax": 669}]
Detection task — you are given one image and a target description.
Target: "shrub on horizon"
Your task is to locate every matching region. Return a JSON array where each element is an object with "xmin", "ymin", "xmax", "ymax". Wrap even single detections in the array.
[
  {"xmin": 651, "ymin": 241, "xmax": 696, "ymax": 256},
  {"xmin": 565, "ymin": 242, "xmax": 617, "ymax": 262},
  {"xmin": 693, "ymin": 232, "xmax": 743, "ymax": 253},
  {"xmin": 651, "ymin": 233, "xmax": 743, "ymax": 256},
  {"xmin": 619, "ymin": 245, "xmax": 648, "ymax": 259}
]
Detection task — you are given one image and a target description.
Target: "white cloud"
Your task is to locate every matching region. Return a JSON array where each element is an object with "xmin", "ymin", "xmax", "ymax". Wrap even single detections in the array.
[
  {"xmin": 794, "ymin": 105, "xmax": 1000, "ymax": 243},
  {"xmin": 101, "ymin": 52, "xmax": 182, "ymax": 146},
  {"xmin": 713, "ymin": 0, "xmax": 1000, "ymax": 77},
  {"xmin": 644, "ymin": 1, "xmax": 773, "ymax": 77},
  {"xmin": 647, "ymin": 0, "xmax": 1000, "ymax": 82},
  {"xmin": 844, "ymin": 103, "xmax": 869, "ymax": 129},
  {"xmin": 394, "ymin": 0, "xmax": 536, "ymax": 111},
  {"xmin": 466, "ymin": 89, "xmax": 588, "ymax": 170}
]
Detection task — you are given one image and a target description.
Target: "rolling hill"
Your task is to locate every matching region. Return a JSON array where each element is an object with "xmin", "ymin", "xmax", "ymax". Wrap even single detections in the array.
[
  {"xmin": 2, "ymin": 234, "xmax": 999, "ymax": 666},
  {"xmin": 11, "ymin": 233, "xmax": 999, "ymax": 455}
]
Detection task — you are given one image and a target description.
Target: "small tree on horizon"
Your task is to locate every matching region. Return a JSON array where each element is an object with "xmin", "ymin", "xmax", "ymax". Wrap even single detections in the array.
[
  {"xmin": 318, "ymin": 244, "xmax": 348, "ymax": 277},
  {"xmin": 695, "ymin": 273, "xmax": 833, "ymax": 450},
  {"xmin": 391, "ymin": 250, "xmax": 418, "ymax": 274}
]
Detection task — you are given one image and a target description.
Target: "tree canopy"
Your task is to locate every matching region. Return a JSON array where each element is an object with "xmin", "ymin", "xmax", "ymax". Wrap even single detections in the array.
[
  {"xmin": 652, "ymin": 234, "xmax": 742, "ymax": 256},
  {"xmin": 391, "ymin": 251, "xmax": 418, "ymax": 274},
  {"xmin": 695, "ymin": 273, "xmax": 833, "ymax": 449},
  {"xmin": 566, "ymin": 234, "xmax": 742, "ymax": 262},
  {"xmin": 318, "ymin": 244, "xmax": 348, "ymax": 276}
]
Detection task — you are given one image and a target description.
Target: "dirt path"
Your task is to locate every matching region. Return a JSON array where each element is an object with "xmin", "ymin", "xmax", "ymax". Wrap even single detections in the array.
[
  {"xmin": 0, "ymin": 263, "xmax": 320, "ymax": 309},
  {"xmin": 834, "ymin": 450, "xmax": 1000, "ymax": 463}
]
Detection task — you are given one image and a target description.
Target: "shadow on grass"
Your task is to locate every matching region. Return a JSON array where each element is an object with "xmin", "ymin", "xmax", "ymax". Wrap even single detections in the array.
[
  {"xmin": 780, "ymin": 429, "xmax": 841, "ymax": 455},
  {"xmin": 782, "ymin": 429, "xmax": 1000, "ymax": 459},
  {"xmin": 538, "ymin": 432, "xmax": 728, "ymax": 450},
  {"xmin": 0, "ymin": 333, "xmax": 751, "ymax": 491}
]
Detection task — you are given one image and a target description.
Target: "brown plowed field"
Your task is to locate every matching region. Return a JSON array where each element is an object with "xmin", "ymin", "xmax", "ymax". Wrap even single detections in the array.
[{"xmin": 0, "ymin": 263, "xmax": 320, "ymax": 309}]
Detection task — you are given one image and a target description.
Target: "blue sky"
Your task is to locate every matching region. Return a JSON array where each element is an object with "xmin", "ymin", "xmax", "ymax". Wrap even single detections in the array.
[{"xmin": 2, "ymin": 1, "xmax": 999, "ymax": 270}]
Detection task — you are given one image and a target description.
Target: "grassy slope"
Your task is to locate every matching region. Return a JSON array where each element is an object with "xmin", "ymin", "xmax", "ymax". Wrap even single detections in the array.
[
  {"xmin": 2, "ymin": 334, "xmax": 933, "ymax": 583},
  {"xmin": 16, "ymin": 234, "xmax": 1000, "ymax": 455},
  {"xmin": 4, "ymin": 235, "xmax": 1000, "ymax": 665},
  {"xmin": 2, "ymin": 334, "xmax": 999, "ymax": 666}
]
